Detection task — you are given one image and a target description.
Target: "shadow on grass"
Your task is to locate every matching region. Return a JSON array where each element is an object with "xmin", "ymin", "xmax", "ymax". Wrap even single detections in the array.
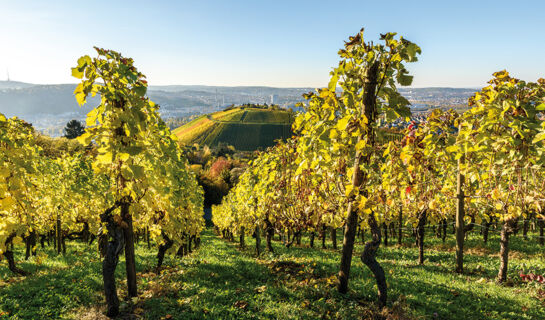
[
  {"xmin": 0, "ymin": 240, "xmax": 166, "ymax": 319},
  {"xmin": 141, "ymin": 232, "xmax": 309, "ymax": 320},
  {"xmin": 2, "ymin": 228, "xmax": 543, "ymax": 320},
  {"xmin": 227, "ymin": 229, "xmax": 545, "ymax": 320},
  {"xmin": 0, "ymin": 246, "xmax": 104, "ymax": 319}
]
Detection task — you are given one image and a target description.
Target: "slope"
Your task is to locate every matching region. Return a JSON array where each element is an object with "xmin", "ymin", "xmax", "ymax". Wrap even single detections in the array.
[{"xmin": 173, "ymin": 107, "xmax": 294, "ymax": 151}]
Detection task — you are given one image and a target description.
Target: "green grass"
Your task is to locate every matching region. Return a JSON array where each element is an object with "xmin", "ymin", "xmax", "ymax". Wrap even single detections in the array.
[
  {"xmin": 1, "ymin": 228, "xmax": 544, "ymax": 319},
  {"xmin": 0, "ymin": 240, "xmax": 170, "ymax": 319}
]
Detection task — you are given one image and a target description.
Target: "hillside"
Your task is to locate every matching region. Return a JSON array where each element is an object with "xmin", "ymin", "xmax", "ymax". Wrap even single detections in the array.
[
  {"xmin": 173, "ymin": 106, "xmax": 294, "ymax": 151},
  {"xmin": 0, "ymin": 81, "xmax": 474, "ymax": 136},
  {"xmin": 0, "ymin": 80, "xmax": 35, "ymax": 90},
  {"xmin": 0, "ymin": 80, "xmax": 474, "ymax": 136}
]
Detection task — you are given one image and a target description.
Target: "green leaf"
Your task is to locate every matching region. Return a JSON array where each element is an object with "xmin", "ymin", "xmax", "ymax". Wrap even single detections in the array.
[
  {"xmin": 405, "ymin": 43, "xmax": 421, "ymax": 62},
  {"xmin": 328, "ymin": 71, "xmax": 339, "ymax": 92},
  {"xmin": 397, "ymin": 73, "xmax": 413, "ymax": 86},
  {"xmin": 121, "ymin": 166, "xmax": 134, "ymax": 180},
  {"xmin": 134, "ymin": 85, "xmax": 147, "ymax": 97},
  {"xmin": 126, "ymin": 146, "xmax": 144, "ymax": 156},
  {"xmin": 129, "ymin": 164, "xmax": 145, "ymax": 179}
]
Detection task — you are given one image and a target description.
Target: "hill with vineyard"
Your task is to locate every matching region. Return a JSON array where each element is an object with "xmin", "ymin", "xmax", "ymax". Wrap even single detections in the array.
[{"xmin": 173, "ymin": 106, "xmax": 294, "ymax": 151}]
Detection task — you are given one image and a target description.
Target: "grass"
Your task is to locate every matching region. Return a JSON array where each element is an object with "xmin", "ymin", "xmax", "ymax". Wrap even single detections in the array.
[
  {"xmin": 1, "ymin": 228, "xmax": 544, "ymax": 319},
  {"xmin": 230, "ymin": 229, "xmax": 545, "ymax": 320},
  {"xmin": 0, "ymin": 240, "xmax": 167, "ymax": 320}
]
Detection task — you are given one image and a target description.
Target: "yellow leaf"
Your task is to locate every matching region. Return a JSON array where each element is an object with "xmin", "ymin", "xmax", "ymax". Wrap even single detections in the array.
[
  {"xmin": 0, "ymin": 167, "xmax": 10, "ymax": 178},
  {"xmin": 383, "ymin": 142, "xmax": 393, "ymax": 157},
  {"xmin": 400, "ymin": 150, "xmax": 408, "ymax": 163},
  {"xmin": 357, "ymin": 195, "xmax": 368, "ymax": 210},
  {"xmin": 96, "ymin": 152, "xmax": 113, "ymax": 164},
  {"xmin": 491, "ymin": 188, "xmax": 501, "ymax": 200},
  {"xmin": 118, "ymin": 153, "xmax": 130, "ymax": 162},
  {"xmin": 345, "ymin": 184, "xmax": 354, "ymax": 197},
  {"xmin": 74, "ymin": 83, "xmax": 86, "ymax": 106},
  {"xmin": 86, "ymin": 108, "xmax": 99, "ymax": 127},
  {"xmin": 0, "ymin": 196, "xmax": 16, "ymax": 207},
  {"xmin": 12, "ymin": 236, "xmax": 23, "ymax": 245},
  {"xmin": 76, "ymin": 132, "xmax": 92, "ymax": 145},
  {"xmin": 336, "ymin": 116, "xmax": 351, "ymax": 131},
  {"xmin": 355, "ymin": 139, "xmax": 366, "ymax": 151}
]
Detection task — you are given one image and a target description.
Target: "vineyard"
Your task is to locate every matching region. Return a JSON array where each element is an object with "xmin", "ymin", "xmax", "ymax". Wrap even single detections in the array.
[
  {"xmin": 173, "ymin": 106, "xmax": 294, "ymax": 151},
  {"xmin": 0, "ymin": 49, "xmax": 205, "ymax": 318},
  {"xmin": 1, "ymin": 29, "xmax": 544, "ymax": 320},
  {"xmin": 212, "ymin": 30, "xmax": 545, "ymax": 318}
]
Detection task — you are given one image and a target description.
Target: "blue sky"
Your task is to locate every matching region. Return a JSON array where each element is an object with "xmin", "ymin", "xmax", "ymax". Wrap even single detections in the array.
[{"xmin": 1, "ymin": 0, "xmax": 544, "ymax": 87}]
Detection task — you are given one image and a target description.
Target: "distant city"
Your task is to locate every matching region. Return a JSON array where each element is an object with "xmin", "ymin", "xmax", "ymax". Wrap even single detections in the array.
[{"xmin": 0, "ymin": 80, "xmax": 476, "ymax": 136}]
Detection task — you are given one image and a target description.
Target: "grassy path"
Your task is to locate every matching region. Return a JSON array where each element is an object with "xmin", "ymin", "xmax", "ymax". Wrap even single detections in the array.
[
  {"xmin": 1, "ymin": 229, "xmax": 544, "ymax": 319},
  {"xmin": 133, "ymin": 230, "xmax": 385, "ymax": 319},
  {"xmin": 133, "ymin": 229, "xmax": 545, "ymax": 320}
]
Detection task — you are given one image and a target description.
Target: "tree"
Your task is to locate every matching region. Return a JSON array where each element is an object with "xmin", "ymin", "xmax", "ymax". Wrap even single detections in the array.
[{"xmin": 63, "ymin": 119, "xmax": 85, "ymax": 139}]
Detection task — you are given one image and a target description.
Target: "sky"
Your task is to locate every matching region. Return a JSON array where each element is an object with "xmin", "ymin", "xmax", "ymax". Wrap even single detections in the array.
[{"xmin": 1, "ymin": 0, "xmax": 544, "ymax": 88}]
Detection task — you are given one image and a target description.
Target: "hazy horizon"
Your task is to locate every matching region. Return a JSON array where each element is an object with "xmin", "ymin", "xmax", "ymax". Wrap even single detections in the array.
[{"xmin": 0, "ymin": 79, "xmax": 481, "ymax": 90}]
